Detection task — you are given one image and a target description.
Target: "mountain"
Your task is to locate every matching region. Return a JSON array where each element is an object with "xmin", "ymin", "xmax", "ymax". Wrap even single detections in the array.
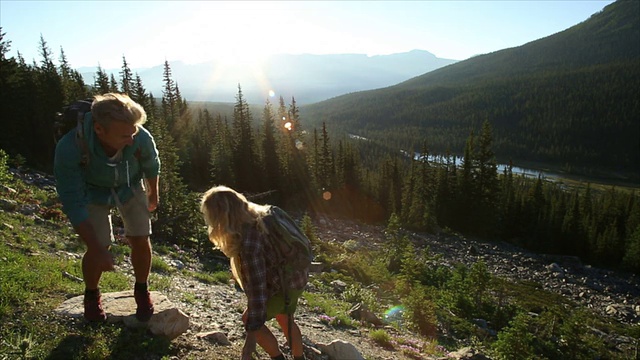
[
  {"xmin": 78, "ymin": 50, "xmax": 457, "ymax": 104},
  {"xmin": 300, "ymin": 0, "xmax": 640, "ymax": 180}
]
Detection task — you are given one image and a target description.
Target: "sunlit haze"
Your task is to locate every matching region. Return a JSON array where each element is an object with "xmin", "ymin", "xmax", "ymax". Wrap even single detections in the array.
[{"xmin": 1, "ymin": 1, "xmax": 615, "ymax": 69}]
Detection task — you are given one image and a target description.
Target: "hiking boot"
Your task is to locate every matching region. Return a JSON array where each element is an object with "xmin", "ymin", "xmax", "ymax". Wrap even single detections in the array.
[
  {"xmin": 83, "ymin": 293, "xmax": 107, "ymax": 322},
  {"xmin": 134, "ymin": 289, "xmax": 154, "ymax": 322}
]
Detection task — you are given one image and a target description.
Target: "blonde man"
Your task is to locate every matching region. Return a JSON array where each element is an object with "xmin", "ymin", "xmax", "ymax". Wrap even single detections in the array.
[
  {"xmin": 54, "ymin": 93, "xmax": 160, "ymax": 322},
  {"xmin": 201, "ymin": 186, "xmax": 308, "ymax": 360}
]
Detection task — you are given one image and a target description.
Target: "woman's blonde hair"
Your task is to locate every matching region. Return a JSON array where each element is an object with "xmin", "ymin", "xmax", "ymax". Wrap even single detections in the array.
[
  {"xmin": 200, "ymin": 185, "xmax": 269, "ymax": 258},
  {"xmin": 91, "ymin": 93, "xmax": 147, "ymax": 128}
]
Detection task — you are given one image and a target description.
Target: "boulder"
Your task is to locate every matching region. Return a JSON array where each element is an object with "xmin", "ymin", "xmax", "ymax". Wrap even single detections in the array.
[
  {"xmin": 316, "ymin": 339, "xmax": 364, "ymax": 360},
  {"xmin": 348, "ymin": 303, "xmax": 383, "ymax": 326},
  {"xmin": 447, "ymin": 346, "xmax": 491, "ymax": 360},
  {"xmin": 196, "ymin": 330, "xmax": 232, "ymax": 346},
  {"xmin": 330, "ymin": 280, "xmax": 347, "ymax": 292}
]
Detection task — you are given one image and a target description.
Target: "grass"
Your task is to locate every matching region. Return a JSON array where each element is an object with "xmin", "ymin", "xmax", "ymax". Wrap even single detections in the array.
[
  {"xmin": 188, "ymin": 269, "xmax": 231, "ymax": 284},
  {"xmin": 0, "ymin": 210, "xmax": 172, "ymax": 358},
  {"xmin": 0, "ymin": 193, "xmax": 184, "ymax": 359},
  {"xmin": 303, "ymin": 292, "xmax": 355, "ymax": 328},
  {"xmin": 151, "ymin": 256, "xmax": 175, "ymax": 274},
  {"xmin": 369, "ymin": 329, "xmax": 393, "ymax": 348}
]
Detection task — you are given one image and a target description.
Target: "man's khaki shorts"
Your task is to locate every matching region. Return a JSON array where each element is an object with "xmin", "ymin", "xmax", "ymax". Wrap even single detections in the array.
[{"xmin": 87, "ymin": 186, "xmax": 151, "ymax": 248}]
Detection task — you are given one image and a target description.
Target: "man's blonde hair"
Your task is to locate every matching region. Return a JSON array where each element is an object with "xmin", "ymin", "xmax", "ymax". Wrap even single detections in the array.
[{"xmin": 91, "ymin": 93, "xmax": 147, "ymax": 128}]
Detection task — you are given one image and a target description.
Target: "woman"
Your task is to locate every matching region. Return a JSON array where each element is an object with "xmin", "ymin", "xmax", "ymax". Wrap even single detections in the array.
[{"xmin": 200, "ymin": 185, "xmax": 308, "ymax": 360}]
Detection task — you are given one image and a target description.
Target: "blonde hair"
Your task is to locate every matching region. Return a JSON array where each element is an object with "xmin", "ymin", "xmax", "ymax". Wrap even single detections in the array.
[
  {"xmin": 200, "ymin": 186, "xmax": 270, "ymax": 289},
  {"xmin": 91, "ymin": 93, "xmax": 147, "ymax": 128},
  {"xmin": 200, "ymin": 185, "xmax": 270, "ymax": 258}
]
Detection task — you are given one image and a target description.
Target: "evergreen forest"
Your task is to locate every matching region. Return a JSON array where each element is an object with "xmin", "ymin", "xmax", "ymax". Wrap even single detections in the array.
[{"xmin": 0, "ymin": 0, "xmax": 638, "ymax": 280}]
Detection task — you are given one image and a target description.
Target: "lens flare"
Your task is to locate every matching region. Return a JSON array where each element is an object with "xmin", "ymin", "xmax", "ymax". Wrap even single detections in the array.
[
  {"xmin": 384, "ymin": 305, "xmax": 404, "ymax": 326},
  {"xmin": 323, "ymin": 191, "xmax": 332, "ymax": 200},
  {"xmin": 284, "ymin": 122, "xmax": 292, "ymax": 131}
]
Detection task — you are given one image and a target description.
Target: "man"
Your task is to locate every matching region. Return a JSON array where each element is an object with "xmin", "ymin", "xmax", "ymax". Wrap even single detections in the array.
[{"xmin": 54, "ymin": 93, "xmax": 160, "ymax": 322}]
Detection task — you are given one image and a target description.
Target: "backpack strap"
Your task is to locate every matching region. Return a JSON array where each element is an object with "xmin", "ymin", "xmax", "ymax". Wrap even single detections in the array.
[
  {"xmin": 265, "ymin": 208, "xmax": 295, "ymax": 354},
  {"xmin": 75, "ymin": 118, "xmax": 90, "ymax": 168},
  {"xmin": 72, "ymin": 99, "xmax": 93, "ymax": 168}
]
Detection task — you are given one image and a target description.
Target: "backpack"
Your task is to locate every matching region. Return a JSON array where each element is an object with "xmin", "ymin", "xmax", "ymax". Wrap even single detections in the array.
[
  {"xmin": 262, "ymin": 205, "xmax": 314, "ymax": 271},
  {"xmin": 54, "ymin": 98, "xmax": 93, "ymax": 167},
  {"xmin": 262, "ymin": 205, "xmax": 314, "ymax": 344}
]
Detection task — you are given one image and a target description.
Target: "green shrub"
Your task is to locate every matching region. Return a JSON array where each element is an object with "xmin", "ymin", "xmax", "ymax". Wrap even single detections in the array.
[
  {"xmin": 333, "ymin": 249, "xmax": 392, "ymax": 286},
  {"xmin": 492, "ymin": 312, "xmax": 535, "ymax": 360},
  {"xmin": 300, "ymin": 213, "xmax": 319, "ymax": 247},
  {"xmin": 151, "ymin": 256, "xmax": 174, "ymax": 274},
  {"xmin": 557, "ymin": 310, "xmax": 608, "ymax": 359},
  {"xmin": 369, "ymin": 329, "xmax": 393, "ymax": 348},
  {"xmin": 191, "ymin": 270, "xmax": 231, "ymax": 284},
  {"xmin": 341, "ymin": 283, "xmax": 381, "ymax": 313},
  {"xmin": 402, "ymin": 283, "xmax": 438, "ymax": 338}
]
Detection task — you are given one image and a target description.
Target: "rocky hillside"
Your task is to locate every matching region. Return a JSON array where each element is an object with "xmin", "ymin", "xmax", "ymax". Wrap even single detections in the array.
[{"xmin": 2, "ymin": 167, "xmax": 639, "ymax": 359}]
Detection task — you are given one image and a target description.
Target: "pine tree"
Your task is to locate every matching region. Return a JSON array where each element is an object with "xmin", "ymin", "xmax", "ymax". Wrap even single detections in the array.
[
  {"xmin": 186, "ymin": 108, "xmax": 214, "ymax": 190},
  {"xmin": 210, "ymin": 114, "xmax": 235, "ymax": 187},
  {"xmin": 498, "ymin": 160, "xmax": 518, "ymax": 239},
  {"xmin": 276, "ymin": 96, "xmax": 294, "ymax": 190},
  {"xmin": 34, "ymin": 34, "xmax": 64, "ymax": 170},
  {"xmin": 318, "ymin": 122, "xmax": 333, "ymax": 190},
  {"xmin": 120, "ymin": 55, "xmax": 133, "ymax": 95},
  {"xmin": 475, "ymin": 120, "xmax": 499, "ymax": 235},
  {"xmin": 456, "ymin": 131, "xmax": 476, "ymax": 232},
  {"xmin": 261, "ymin": 98, "xmax": 281, "ymax": 194},
  {"xmin": 231, "ymin": 85, "xmax": 259, "ymax": 192},
  {"xmin": 0, "ymin": 28, "xmax": 23, "ymax": 156},
  {"xmin": 142, "ymin": 80, "xmax": 199, "ymax": 245},
  {"xmin": 109, "ymin": 73, "xmax": 118, "ymax": 92},
  {"xmin": 337, "ymin": 139, "xmax": 360, "ymax": 190},
  {"xmin": 58, "ymin": 47, "xmax": 86, "ymax": 103},
  {"xmin": 310, "ymin": 128, "xmax": 320, "ymax": 191},
  {"xmin": 161, "ymin": 60, "xmax": 178, "ymax": 130},
  {"xmin": 130, "ymin": 73, "xmax": 148, "ymax": 106},
  {"xmin": 93, "ymin": 65, "xmax": 110, "ymax": 95},
  {"xmin": 284, "ymin": 96, "xmax": 311, "ymax": 206}
]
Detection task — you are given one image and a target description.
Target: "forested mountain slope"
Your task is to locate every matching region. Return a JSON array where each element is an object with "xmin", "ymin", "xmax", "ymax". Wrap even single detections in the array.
[{"xmin": 300, "ymin": 0, "xmax": 640, "ymax": 180}]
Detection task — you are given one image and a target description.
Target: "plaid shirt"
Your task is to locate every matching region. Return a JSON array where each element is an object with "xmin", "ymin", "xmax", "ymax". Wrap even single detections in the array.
[{"xmin": 239, "ymin": 224, "xmax": 309, "ymax": 331}]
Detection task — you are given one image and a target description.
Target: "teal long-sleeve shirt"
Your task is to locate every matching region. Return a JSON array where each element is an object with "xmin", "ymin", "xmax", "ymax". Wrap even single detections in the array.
[{"xmin": 54, "ymin": 113, "xmax": 160, "ymax": 226}]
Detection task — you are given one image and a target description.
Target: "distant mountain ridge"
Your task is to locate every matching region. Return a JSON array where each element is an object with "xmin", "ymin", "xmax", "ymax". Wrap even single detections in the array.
[
  {"xmin": 78, "ymin": 50, "xmax": 457, "ymax": 104},
  {"xmin": 300, "ymin": 0, "xmax": 640, "ymax": 180}
]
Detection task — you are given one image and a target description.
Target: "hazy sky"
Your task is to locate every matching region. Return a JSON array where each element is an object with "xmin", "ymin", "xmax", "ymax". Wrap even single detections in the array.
[{"xmin": 1, "ymin": 0, "xmax": 615, "ymax": 69}]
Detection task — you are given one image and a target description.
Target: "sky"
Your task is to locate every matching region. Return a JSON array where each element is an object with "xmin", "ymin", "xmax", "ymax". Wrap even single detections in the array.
[{"xmin": 1, "ymin": 0, "xmax": 616, "ymax": 70}]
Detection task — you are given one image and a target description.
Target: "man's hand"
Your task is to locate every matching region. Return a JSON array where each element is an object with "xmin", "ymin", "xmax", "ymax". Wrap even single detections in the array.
[
  {"xmin": 147, "ymin": 191, "xmax": 158, "ymax": 212},
  {"xmin": 86, "ymin": 247, "xmax": 114, "ymax": 272},
  {"xmin": 145, "ymin": 177, "xmax": 159, "ymax": 212},
  {"xmin": 241, "ymin": 331, "xmax": 259, "ymax": 360}
]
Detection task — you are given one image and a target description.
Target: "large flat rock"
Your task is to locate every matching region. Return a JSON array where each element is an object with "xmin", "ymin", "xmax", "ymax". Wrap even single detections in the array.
[{"xmin": 55, "ymin": 290, "xmax": 190, "ymax": 339}]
